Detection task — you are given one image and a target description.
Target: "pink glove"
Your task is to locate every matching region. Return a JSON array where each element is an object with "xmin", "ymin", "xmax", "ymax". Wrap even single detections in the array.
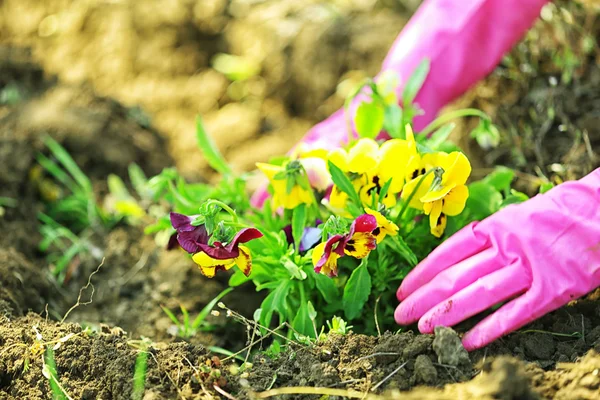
[
  {"xmin": 251, "ymin": 0, "xmax": 548, "ymax": 208},
  {"xmin": 395, "ymin": 169, "xmax": 600, "ymax": 351}
]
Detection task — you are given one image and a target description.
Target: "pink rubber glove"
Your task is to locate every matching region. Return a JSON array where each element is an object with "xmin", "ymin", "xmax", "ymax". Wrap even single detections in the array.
[
  {"xmin": 395, "ymin": 169, "xmax": 600, "ymax": 351},
  {"xmin": 251, "ymin": 0, "xmax": 548, "ymax": 208}
]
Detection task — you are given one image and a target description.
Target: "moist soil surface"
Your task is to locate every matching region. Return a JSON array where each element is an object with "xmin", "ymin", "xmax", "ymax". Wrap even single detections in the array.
[{"xmin": 2, "ymin": 1, "xmax": 600, "ymax": 399}]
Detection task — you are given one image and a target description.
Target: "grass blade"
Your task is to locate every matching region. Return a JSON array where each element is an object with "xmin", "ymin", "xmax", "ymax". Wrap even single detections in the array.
[{"xmin": 192, "ymin": 287, "xmax": 233, "ymax": 330}]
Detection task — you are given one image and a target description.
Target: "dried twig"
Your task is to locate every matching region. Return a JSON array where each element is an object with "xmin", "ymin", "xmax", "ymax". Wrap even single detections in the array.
[
  {"xmin": 255, "ymin": 387, "xmax": 382, "ymax": 399},
  {"xmin": 61, "ymin": 258, "xmax": 105, "ymax": 323},
  {"xmin": 371, "ymin": 361, "xmax": 407, "ymax": 391}
]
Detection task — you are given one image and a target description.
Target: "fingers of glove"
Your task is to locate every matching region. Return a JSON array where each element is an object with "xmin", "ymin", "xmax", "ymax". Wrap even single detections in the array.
[
  {"xmin": 397, "ymin": 222, "xmax": 488, "ymax": 301},
  {"xmin": 395, "ymin": 246, "xmax": 503, "ymax": 325},
  {"xmin": 461, "ymin": 290, "xmax": 543, "ymax": 351},
  {"xmin": 417, "ymin": 262, "xmax": 531, "ymax": 333}
]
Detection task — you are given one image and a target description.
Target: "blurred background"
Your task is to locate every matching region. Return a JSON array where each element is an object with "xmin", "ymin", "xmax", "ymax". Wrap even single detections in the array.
[{"xmin": 1, "ymin": 0, "xmax": 599, "ymax": 187}]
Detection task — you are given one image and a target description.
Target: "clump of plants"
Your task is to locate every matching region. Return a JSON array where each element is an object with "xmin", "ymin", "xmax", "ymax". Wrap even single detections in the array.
[
  {"xmin": 149, "ymin": 60, "xmax": 532, "ymax": 337},
  {"xmin": 35, "ymin": 60, "xmax": 537, "ymax": 339}
]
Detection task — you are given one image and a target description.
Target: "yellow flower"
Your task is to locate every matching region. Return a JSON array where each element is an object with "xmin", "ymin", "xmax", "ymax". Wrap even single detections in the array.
[
  {"xmin": 326, "ymin": 131, "xmax": 418, "ymax": 212},
  {"xmin": 312, "ymin": 242, "xmax": 342, "ymax": 277},
  {"xmin": 401, "ymin": 152, "xmax": 471, "ymax": 238},
  {"xmin": 344, "ymin": 231, "xmax": 377, "ymax": 258},
  {"xmin": 192, "ymin": 245, "xmax": 252, "ymax": 278},
  {"xmin": 365, "ymin": 207, "xmax": 399, "ymax": 243},
  {"xmin": 256, "ymin": 162, "xmax": 315, "ymax": 209}
]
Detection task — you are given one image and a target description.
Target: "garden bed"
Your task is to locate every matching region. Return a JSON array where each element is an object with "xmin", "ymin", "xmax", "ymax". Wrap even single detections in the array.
[{"xmin": 2, "ymin": 1, "xmax": 600, "ymax": 399}]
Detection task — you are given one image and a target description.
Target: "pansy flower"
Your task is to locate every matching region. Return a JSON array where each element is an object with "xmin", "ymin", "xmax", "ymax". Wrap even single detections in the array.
[
  {"xmin": 401, "ymin": 152, "xmax": 471, "ymax": 237},
  {"xmin": 169, "ymin": 212, "xmax": 263, "ymax": 278},
  {"xmin": 283, "ymin": 220, "xmax": 323, "ymax": 252},
  {"xmin": 312, "ymin": 214, "xmax": 377, "ymax": 277},
  {"xmin": 170, "ymin": 212, "xmax": 209, "ymax": 253},
  {"xmin": 256, "ymin": 161, "xmax": 315, "ymax": 209},
  {"xmin": 364, "ymin": 207, "xmax": 399, "ymax": 243},
  {"xmin": 192, "ymin": 228, "xmax": 263, "ymax": 278}
]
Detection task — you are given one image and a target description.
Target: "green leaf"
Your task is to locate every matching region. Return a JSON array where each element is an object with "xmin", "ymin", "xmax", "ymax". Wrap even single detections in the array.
[
  {"xmin": 161, "ymin": 306, "xmax": 182, "ymax": 330},
  {"xmin": 281, "ymin": 257, "xmax": 307, "ymax": 280},
  {"xmin": 426, "ymin": 123, "xmax": 455, "ymax": 150},
  {"xmin": 292, "ymin": 204, "xmax": 306, "ymax": 251},
  {"xmin": 314, "ymin": 273, "xmax": 339, "ymax": 304},
  {"xmin": 499, "ymin": 189, "xmax": 529, "ymax": 209},
  {"xmin": 354, "ymin": 102, "xmax": 384, "ymax": 139},
  {"xmin": 342, "ymin": 260, "xmax": 372, "ymax": 320},
  {"xmin": 378, "ymin": 178, "xmax": 393, "ymax": 205},
  {"xmin": 307, "ymin": 301, "xmax": 317, "ymax": 321},
  {"xmin": 292, "ymin": 303, "xmax": 313, "ymax": 337},
  {"xmin": 389, "ymin": 236, "xmax": 418, "ymax": 267},
  {"xmin": 43, "ymin": 135, "xmax": 92, "ymax": 193},
  {"xmin": 383, "ymin": 104, "xmax": 403, "ymax": 138},
  {"xmin": 466, "ymin": 181, "xmax": 503, "ymax": 220},
  {"xmin": 539, "ymin": 181, "xmax": 554, "ymax": 194},
  {"xmin": 128, "ymin": 163, "xmax": 150, "ymax": 198},
  {"xmin": 107, "ymin": 174, "xmax": 131, "ymax": 199},
  {"xmin": 260, "ymin": 281, "xmax": 291, "ymax": 328},
  {"xmin": 192, "ymin": 287, "xmax": 233, "ymax": 330},
  {"xmin": 229, "ymin": 269, "xmax": 251, "ymax": 286},
  {"xmin": 402, "ymin": 59, "xmax": 430, "ymax": 107},
  {"xmin": 482, "ymin": 167, "xmax": 515, "ymax": 192},
  {"xmin": 328, "ymin": 161, "xmax": 361, "ymax": 206},
  {"xmin": 196, "ymin": 116, "xmax": 232, "ymax": 175}
]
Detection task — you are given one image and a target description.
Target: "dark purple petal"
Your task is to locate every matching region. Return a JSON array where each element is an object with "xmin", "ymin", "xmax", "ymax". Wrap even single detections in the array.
[
  {"xmin": 170, "ymin": 212, "xmax": 196, "ymax": 232},
  {"xmin": 316, "ymin": 234, "xmax": 345, "ymax": 268},
  {"xmin": 225, "ymin": 228, "xmax": 263, "ymax": 252},
  {"xmin": 299, "ymin": 227, "xmax": 322, "ymax": 252},
  {"xmin": 167, "ymin": 233, "xmax": 180, "ymax": 250},
  {"xmin": 283, "ymin": 225, "xmax": 293, "ymax": 245},
  {"xmin": 197, "ymin": 243, "xmax": 239, "ymax": 260},
  {"xmin": 177, "ymin": 225, "xmax": 209, "ymax": 254}
]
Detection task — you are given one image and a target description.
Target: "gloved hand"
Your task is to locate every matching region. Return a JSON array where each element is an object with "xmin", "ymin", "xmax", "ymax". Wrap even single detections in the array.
[
  {"xmin": 251, "ymin": 0, "xmax": 548, "ymax": 208},
  {"xmin": 395, "ymin": 169, "xmax": 600, "ymax": 351}
]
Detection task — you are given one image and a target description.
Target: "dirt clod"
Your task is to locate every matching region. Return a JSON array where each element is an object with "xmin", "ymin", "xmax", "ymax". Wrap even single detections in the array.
[
  {"xmin": 433, "ymin": 326, "xmax": 470, "ymax": 367},
  {"xmin": 414, "ymin": 354, "xmax": 438, "ymax": 384}
]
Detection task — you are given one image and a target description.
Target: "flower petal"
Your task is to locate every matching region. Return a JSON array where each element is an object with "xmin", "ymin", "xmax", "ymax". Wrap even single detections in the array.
[
  {"xmin": 312, "ymin": 242, "xmax": 341, "ymax": 277},
  {"xmin": 347, "ymin": 138, "xmax": 379, "ymax": 174},
  {"xmin": 170, "ymin": 212, "xmax": 196, "ymax": 232},
  {"xmin": 177, "ymin": 225, "xmax": 210, "ymax": 254},
  {"xmin": 197, "ymin": 243, "xmax": 239, "ymax": 259},
  {"xmin": 344, "ymin": 232, "xmax": 377, "ymax": 259},
  {"xmin": 401, "ymin": 175, "xmax": 433, "ymax": 210},
  {"xmin": 300, "ymin": 157, "xmax": 332, "ymax": 192},
  {"xmin": 235, "ymin": 245, "xmax": 252, "ymax": 276},
  {"xmin": 350, "ymin": 214, "xmax": 378, "ymax": 234},
  {"xmin": 300, "ymin": 227, "xmax": 322, "ymax": 252},
  {"xmin": 442, "ymin": 185, "xmax": 469, "ymax": 216},
  {"xmin": 256, "ymin": 162, "xmax": 282, "ymax": 181},
  {"xmin": 228, "ymin": 228, "xmax": 263, "ymax": 248},
  {"xmin": 328, "ymin": 148, "xmax": 349, "ymax": 172},
  {"xmin": 365, "ymin": 207, "xmax": 398, "ymax": 243},
  {"xmin": 427, "ymin": 200, "xmax": 444, "ymax": 237},
  {"xmin": 441, "ymin": 152, "xmax": 471, "ymax": 186},
  {"xmin": 192, "ymin": 252, "xmax": 236, "ymax": 268}
]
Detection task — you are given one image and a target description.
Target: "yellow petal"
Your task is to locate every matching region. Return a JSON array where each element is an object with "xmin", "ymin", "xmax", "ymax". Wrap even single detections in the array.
[
  {"xmin": 427, "ymin": 200, "xmax": 444, "ymax": 236},
  {"xmin": 312, "ymin": 242, "xmax": 341, "ymax": 277},
  {"xmin": 199, "ymin": 265, "xmax": 217, "ymax": 278},
  {"xmin": 420, "ymin": 184, "xmax": 454, "ymax": 203},
  {"xmin": 299, "ymin": 157, "xmax": 332, "ymax": 191},
  {"xmin": 256, "ymin": 162, "xmax": 282, "ymax": 181},
  {"xmin": 192, "ymin": 252, "xmax": 236, "ymax": 268},
  {"xmin": 378, "ymin": 139, "xmax": 411, "ymax": 193},
  {"xmin": 328, "ymin": 148, "xmax": 349, "ymax": 172},
  {"xmin": 235, "ymin": 245, "xmax": 252, "ymax": 276},
  {"xmin": 344, "ymin": 232, "xmax": 376, "ymax": 259},
  {"xmin": 401, "ymin": 174, "xmax": 433, "ymax": 210},
  {"xmin": 312, "ymin": 242, "xmax": 327, "ymax": 267},
  {"xmin": 430, "ymin": 212, "xmax": 447, "ymax": 238},
  {"xmin": 347, "ymin": 138, "xmax": 379, "ymax": 174},
  {"xmin": 365, "ymin": 207, "xmax": 398, "ymax": 243},
  {"xmin": 441, "ymin": 152, "xmax": 471, "ymax": 186},
  {"xmin": 442, "ymin": 185, "xmax": 469, "ymax": 216}
]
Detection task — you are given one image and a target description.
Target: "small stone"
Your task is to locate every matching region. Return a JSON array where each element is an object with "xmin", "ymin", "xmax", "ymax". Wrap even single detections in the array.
[
  {"xmin": 432, "ymin": 326, "xmax": 470, "ymax": 366},
  {"xmin": 402, "ymin": 335, "xmax": 433, "ymax": 359},
  {"xmin": 414, "ymin": 355, "xmax": 438, "ymax": 384}
]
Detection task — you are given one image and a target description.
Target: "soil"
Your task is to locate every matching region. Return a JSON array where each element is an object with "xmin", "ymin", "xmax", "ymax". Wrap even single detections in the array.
[{"xmin": 1, "ymin": 0, "xmax": 600, "ymax": 399}]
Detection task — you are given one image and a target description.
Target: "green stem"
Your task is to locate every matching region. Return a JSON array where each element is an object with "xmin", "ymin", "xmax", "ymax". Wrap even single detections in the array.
[
  {"xmin": 397, "ymin": 168, "xmax": 437, "ymax": 223},
  {"xmin": 419, "ymin": 108, "xmax": 490, "ymax": 137},
  {"xmin": 206, "ymin": 199, "xmax": 238, "ymax": 223}
]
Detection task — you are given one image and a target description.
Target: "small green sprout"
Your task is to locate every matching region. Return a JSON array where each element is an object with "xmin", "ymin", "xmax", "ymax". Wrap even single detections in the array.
[{"xmin": 161, "ymin": 288, "xmax": 233, "ymax": 339}]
